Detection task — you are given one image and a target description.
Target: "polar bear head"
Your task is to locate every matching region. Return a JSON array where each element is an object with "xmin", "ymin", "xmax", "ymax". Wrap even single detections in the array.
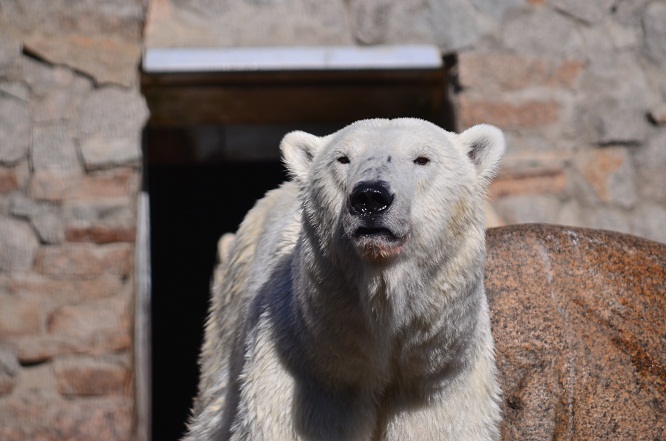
[{"xmin": 280, "ymin": 119, "xmax": 505, "ymax": 267}]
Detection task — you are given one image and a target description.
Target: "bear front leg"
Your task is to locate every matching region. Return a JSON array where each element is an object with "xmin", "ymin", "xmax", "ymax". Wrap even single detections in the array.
[
  {"xmin": 230, "ymin": 319, "xmax": 377, "ymax": 441},
  {"xmin": 380, "ymin": 359, "xmax": 501, "ymax": 441}
]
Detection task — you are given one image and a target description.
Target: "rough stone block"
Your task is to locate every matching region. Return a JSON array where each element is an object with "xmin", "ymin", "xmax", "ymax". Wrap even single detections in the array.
[
  {"xmin": 35, "ymin": 244, "xmax": 132, "ymax": 279},
  {"xmin": 459, "ymin": 96, "xmax": 560, "ymax": 129},
  {"xmin": 30, "ymin": 169, "xmax": 138, "ymax": 201},
  {"xmin": 54, "ymin": 356, "xmax": 129, "ymax": 396},
  {"xmin": 494, "ymin": 194, "xmax": 562, "ymax": 224},
  {"xmin": 24, "ymin": 33, "xmax": 142, "ymax": 88},
  {"xmin": 80, "ymin": 137, "xmax": 141, "ymax": 170},
  {"xmin": 0, "ymin": 346, "xmax": 19, "ymax": 395},
  {"xmin": 0, "ymin": 216, "xmax": 39, "ymax": 271},
  {"xmin": 0, "ymin": 166, "xmax": 19, "ymax": 194},
  {"xmin": 32, "ymin": 211, "xmax": 65, "ymax": 244},
  {"xmin": 428, "ymin": 0, "xmax": 484, "ymax": 52},
  {"xmin": 149, "ymin": 0, "xmax": 353, "ymax": 47},
  {"xmin": 551, "ymin": 0, "xmax": 614, "ymax": 24},
  {"xmin": 489, "ymin": 168, "xmax": 566, "ymax": 200},
  {"xmin": 47, "ymin": 297, "xmax": 129, "ymax": 341},
  {"xmin": 487, "ymin": 225, "xmax": 666, "ymax": 440},
  {"xmin": 0, "ymin": 96, "xmax": 31, "ymax": 165},
  {"xmin": 634, "ymin": 130, "xmax": 666, "ymax": 204},
  {"xmin": 458, "ymin": 52, "xmax": 584, "ymax": 92},
  {"xmin": 578, "ymin": 60, "xmax": 650, "ymax": 145},
  {"xmin": 0, "ymin": 395, "xmax": 133, "ymax": 441},
  {"xmin": 643, "ymin": 1, "xmax": 666, "ymax": 66},
  {"xmin": 49, "ymin": 397, "xmax": 133, "ymax": 441},
  {"xmin": 77, "ymin": 87, "xmax": 148, "ymax": 145},
  {"xmin": 8, "ymin": 274, "xmax": 124, "ymax": 303},
  {"xmin": 632, "ymin": 203, "xmax": 666, "ymax": 244},
  {"xmin": 345, "ymin": 0, "xmax": 433, "ymax": 46},
  {"xmin": 575, "ymin": 147, "xmax": 637, "ymax": 209},
  {"xmin": 502, "ymin": 8, "xmax": 584, "ymax": 59},
  {"xmin": 15, "ymin": 331, "xmax": 131, "ymax": 364},
  {"xmin": 0, "ymin": 38, "xmax": 21, "ymax": 77},
  {"xmin": 469, "ymin": 0, "xmax": 523, "ymax": 21},
  {"xmin": 31, "ymin": 125, "xmax": 81, "ymax": 171},
  {"xmin": 0, "ymin": 295, "xmax": 42, "ymax": 338}
]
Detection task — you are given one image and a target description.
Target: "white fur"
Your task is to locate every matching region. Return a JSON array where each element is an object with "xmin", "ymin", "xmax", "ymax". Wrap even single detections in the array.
[{"xmin": 183, "ymin": 118, "xmax": 505, "ymax": 441}]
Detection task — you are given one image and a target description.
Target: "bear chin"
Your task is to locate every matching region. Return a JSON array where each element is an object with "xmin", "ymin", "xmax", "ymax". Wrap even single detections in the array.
[{"xmin": 355, "ymin": 234, "xmax": 407, "ymax": 262}]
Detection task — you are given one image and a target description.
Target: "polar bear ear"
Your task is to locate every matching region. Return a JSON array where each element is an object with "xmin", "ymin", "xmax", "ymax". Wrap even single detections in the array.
[
  {"xmin": 459, "ymin": 124, "xmax": 506, "ymax": 187},
  {"xmin": 280, "ymin": 130, "xmax": 324, "ymax": 185}
]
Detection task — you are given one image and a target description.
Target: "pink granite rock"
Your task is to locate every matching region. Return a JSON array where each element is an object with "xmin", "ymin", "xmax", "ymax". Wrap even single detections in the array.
[{"xmin": 486, "ymin": 224, "xmax": 665, "ymax": 440}]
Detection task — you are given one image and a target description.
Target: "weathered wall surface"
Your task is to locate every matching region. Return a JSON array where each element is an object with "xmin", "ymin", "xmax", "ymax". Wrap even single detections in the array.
[
  {"xmin": 147, "ymin": 0, "xmax": 666, "ymax": 244},
  {"xmin": 0, "ymin": 0, "xmax": 664, "ymax": 439},
  {"xmin": 0, "ymin": 1, "xmax": 147, "ymax": 440}
]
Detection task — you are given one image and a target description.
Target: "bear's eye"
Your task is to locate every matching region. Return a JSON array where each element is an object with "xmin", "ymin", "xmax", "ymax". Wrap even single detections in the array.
[
  {"xmin": 414, "ymin": 156, "xmax": 430, "ymax": 165},
  {"xmin": 337, "ymin": 156, "xmax": 350, "ymax": 164}
]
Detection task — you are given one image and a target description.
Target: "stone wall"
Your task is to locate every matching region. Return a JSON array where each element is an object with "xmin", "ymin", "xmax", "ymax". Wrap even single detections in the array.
[
  {"xmin": 0, "ymin": 0, "xmax": 664, "ymax": 440},
  {"xmin": 0, "ymin": 1, "xmax": 147, "ymax": 440},
  {"xmin": 146, "ymin": 0, "xmax": 666, "ymax": 244},
  {"xmin": 456, "ymin": 0, "xmax": 666, "ymax": 244}
]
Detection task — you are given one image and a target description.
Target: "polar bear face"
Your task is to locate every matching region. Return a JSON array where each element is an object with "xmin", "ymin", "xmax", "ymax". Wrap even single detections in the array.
[{"xmin": 281, "ymin": 119, "xmax": 505, "ymax": 266}]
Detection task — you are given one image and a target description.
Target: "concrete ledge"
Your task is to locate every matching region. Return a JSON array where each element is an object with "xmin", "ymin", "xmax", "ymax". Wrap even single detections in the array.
[{"xmin": 143, "ymin": 45, "xmax": 442, "ymax": 73}]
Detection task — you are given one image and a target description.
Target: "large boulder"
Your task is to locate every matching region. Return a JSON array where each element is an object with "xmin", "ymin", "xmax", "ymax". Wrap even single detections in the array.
[{"xmin": 486, "ymin": 224, "xmax": 665, "ymax": 440}]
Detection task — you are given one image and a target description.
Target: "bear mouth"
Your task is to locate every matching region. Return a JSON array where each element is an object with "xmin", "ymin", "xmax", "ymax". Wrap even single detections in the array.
[
  {"xmin": 354, "ymin": 227, "xmax": 398, "ymax": 241},
  {"xmin": 353, "ymin": 226, "xmax": 406, "ymax": 262}
]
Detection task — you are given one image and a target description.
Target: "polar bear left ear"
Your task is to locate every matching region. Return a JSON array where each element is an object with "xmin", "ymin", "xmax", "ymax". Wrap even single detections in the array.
[
  {"xmin": 280, "ymin": 130, "xmax": 324, "ymax": 185},
  {"xmin": 459, "ymin": 124, "xmax": 506, "ymax": 188}
]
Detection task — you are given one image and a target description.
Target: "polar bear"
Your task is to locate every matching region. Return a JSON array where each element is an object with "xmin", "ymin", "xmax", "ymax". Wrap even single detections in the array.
[{"xmin": 183, "ymin": 118, "xmax": 505, "ymax": 441}]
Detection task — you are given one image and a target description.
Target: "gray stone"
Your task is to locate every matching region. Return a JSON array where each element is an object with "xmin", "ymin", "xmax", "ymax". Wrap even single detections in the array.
[
  {"xmin": 643, "ymin": 1, "xmax": 666, "ymax": 66},
  {"xmin": 551, "ymin": 0, "xmax": 614, "ymax": 24},
  {"xmin": 155, "ymin": 0, "xmax": 353, "ymax": 47},
  {"xmin": 63, "ymin": 200, "xmax": 133, "ymax": 225},
  {"xmin": 502, "ymin": 8, "xmax": 585, "ymax": 59},
  {"xmin": 31, "ymin": 125, "xmax": 81, "ymax": 171},
  {"xmin": 557, "ymin": 199, "xmax": 588, "ymax": 227},
  {"xmin": 80, "ymin": 137, "xmax": 141, "ymax": 170},
  {"xmin": 0, "ymin": 346, "xmax": 20, "ymax": 377},
  {"xmin": 612, "ymin": 0, "xmax": 650, "ymax": 27},
  {"xmin": 32, "ymin": 212, "xmax": 64, "ymax": 245},
  {"xmin": 578, "ymin": 61, "xmax": 651, "ymax": 145},
  {"xmin": 347, "ymin": 0, "xmax": 433, "ymax": 46},
  {"xmin": 0, "ymin": 0, "xmax": 144, "ymax": 42},
  {"xmin": 428, "ymin": 0, "xmax": 484, "ymax": 52},
  {"xmin": 0, "ymin": 37, "xmax": 21, "ymax": 79},
  {"xmin": 469, "ymin": 0, "xmax": 523, "ymax": 22},
  {"xmin": 23, "ymin": 32, "xmax": 142, "ymax": 87},
  {"xmin": 77, "ymin": 87, "xmax": 148, "ymax": 141},
  {"xmin": 0, "ymin": 216, "xmax": 39, "ymax": 271},
  {"xmin": 589, "ymin": 207, "xmax": 632, "ymax": 234},
  {"xmin": 495, "ymin": 194, "xmax": 562, "ymax": 225},
  {"xmin": 633, "ymin": 130, "xmax": 666, "ymax": 204},
  {"xmin": 0, "ymin": 345, "xmax": 19, "ymax": 394},
  {"xmin": 0, "ymin": 82, "xmax": 30, "ymax": 102},
  {"xmin": 573, "ymin": 147, "xmax": 638, "ymax": 210},
  {"xmin": 0, "ymin": 96, "xmax": 31, "ymax": 164},
  {"xmin": 632, "ymin": 203, "xmax": 666, "ymax": 244},
  {"xmin": 649, "ymin": 103, "xmax": 666, "ymax": 125},
  {"xmin": 581, "ymin": 21, "xmax": 639, "ymax": 73},
  {"xmin": 10, "ymin": 195, "xmax": 45, "ymax": 219}
]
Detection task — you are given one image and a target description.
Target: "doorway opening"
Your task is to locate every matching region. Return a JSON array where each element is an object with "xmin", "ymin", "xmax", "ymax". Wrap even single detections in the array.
[{"xmin": 141, "ymin": 50, "xmax": 455, "ymax": 441}]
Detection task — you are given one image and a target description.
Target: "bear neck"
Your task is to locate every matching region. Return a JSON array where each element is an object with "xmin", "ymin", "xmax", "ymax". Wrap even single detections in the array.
[{"xmin": 290, "ymin": 221, "xmax": 488, "ymax": 392}]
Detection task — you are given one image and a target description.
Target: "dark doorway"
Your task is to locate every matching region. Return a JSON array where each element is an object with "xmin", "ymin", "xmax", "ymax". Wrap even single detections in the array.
[{"xmin": 142, "ymin": 62, "xmax": 454, "ymax": 441}]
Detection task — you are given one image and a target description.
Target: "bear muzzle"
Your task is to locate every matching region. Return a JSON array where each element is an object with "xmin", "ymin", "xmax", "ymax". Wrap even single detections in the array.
[{"xmin": 347, "ymin": 181, "xmax": 408, "ymax": 262}]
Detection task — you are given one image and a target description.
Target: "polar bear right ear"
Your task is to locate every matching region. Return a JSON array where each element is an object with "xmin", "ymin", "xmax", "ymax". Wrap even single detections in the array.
[{"xmin": 280, "ymin": 131, "xmax": 324, "ymax": 185}]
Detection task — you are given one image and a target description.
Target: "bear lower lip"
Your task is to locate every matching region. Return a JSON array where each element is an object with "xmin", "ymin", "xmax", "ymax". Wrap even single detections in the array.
[{"xmin": 355, "ymin": 227, "xmax": 397, "ymax": 240}]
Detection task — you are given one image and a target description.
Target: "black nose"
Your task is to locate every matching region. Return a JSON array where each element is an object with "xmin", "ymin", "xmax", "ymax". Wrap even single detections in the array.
[{"xmin": 349, "ymin": 181, "xmax": 394, "ymax": 215}]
